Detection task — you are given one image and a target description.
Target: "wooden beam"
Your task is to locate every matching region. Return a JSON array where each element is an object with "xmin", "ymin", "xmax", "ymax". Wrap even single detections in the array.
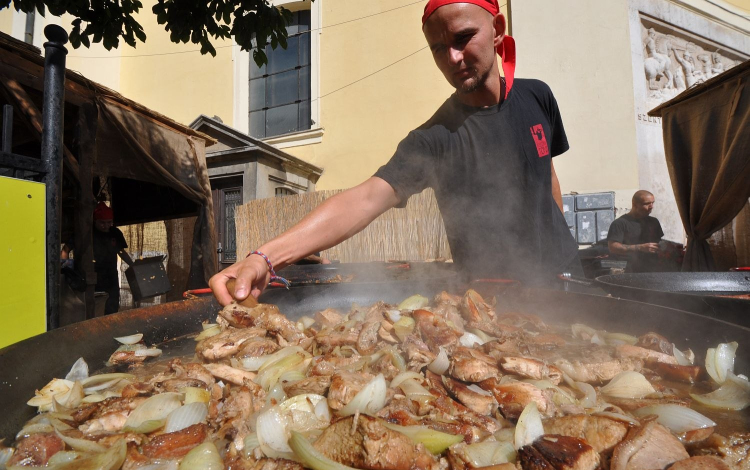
[
  {"xmin": 0, "ymin": 75, "xmax": 80, "ymax": 181},
  {"xmin": 74, "ymin": 103, "xmax": 98, "ymax": 321}
]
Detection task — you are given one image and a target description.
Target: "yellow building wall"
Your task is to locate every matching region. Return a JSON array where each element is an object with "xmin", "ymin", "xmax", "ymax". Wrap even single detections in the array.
[
  {"xmin": 511, "ymin": 0, "xmax": 640, "ymax": 196},
  {"xmin": 116, "ymin": 0, "xmax": 234, "ymax": 127},
  {"xmin": 0, "ymin": 9, "xmax": 13, "ymax": 35}
]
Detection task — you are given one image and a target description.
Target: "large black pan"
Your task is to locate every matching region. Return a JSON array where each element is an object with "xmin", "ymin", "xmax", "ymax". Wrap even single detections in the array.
[
  {"xmin": 595, "ymin": 272, "xmax": 750, "ymax": 327},
  {"xmin": 1, "ymin": 281, "xmax": 749, "ymax": 442}
]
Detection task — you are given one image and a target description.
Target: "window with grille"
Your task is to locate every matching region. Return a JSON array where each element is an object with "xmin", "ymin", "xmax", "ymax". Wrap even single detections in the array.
[
  {"xmin": 275, "ymin": 187, "xmax": 297, "ymax": 197},
  {"xmin": 249, "ymin": 10, "xmax": 312, "ymax": 139}
]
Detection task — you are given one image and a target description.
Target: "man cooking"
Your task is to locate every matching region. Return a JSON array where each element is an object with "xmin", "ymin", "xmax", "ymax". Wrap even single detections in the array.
[
  {"xmin": 607, "ymin": 190, "xmax": 665, "ymax": 273},
  {"xmin": 62, "ymin": 202, "xmax": 134, "ymax": 314},
  {"xmin": 210, "ymin": 0, "xmax": 580, "ymax": 304}
]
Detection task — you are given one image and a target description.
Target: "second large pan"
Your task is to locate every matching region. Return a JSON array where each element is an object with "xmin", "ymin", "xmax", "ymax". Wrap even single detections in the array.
[{"xmin": 595, "ymin": 272, "xmax": 750, "ymax": 327}]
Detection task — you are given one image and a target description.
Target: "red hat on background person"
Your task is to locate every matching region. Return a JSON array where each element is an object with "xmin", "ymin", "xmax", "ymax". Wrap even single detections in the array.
[
  {"xmin": 421, "ymin": 0, "xmax": 516, "ymax": 98},
  {"xmin": 93, "ymin": 201, "xmax": 114, "ymax": 221}
]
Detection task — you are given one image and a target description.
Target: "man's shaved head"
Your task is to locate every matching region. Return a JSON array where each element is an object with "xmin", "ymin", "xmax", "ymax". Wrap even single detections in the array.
[{"xmin": 632, "ymin": 190, "xmax": 654, "ymax": 205}]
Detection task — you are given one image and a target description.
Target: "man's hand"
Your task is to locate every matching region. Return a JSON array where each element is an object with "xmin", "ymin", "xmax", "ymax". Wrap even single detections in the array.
[
  {"xmin": 209, "ymin": 255, "xmax": 271, "ymax": 306},
  {"xmin": 638, "ymin": 243, "xmax": 659, "ymax": 254}
]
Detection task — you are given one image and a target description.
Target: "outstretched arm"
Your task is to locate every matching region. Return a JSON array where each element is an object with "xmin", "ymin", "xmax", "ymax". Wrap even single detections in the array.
[{"xmin": 209, "ymin": 177, "xmax": 400, "ymax": 305}]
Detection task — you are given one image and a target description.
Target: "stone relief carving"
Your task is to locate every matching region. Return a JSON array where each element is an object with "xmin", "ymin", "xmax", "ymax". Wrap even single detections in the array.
[{"xmin": 640, "ymin": 20, "xmax": 747, "ymax": 107}]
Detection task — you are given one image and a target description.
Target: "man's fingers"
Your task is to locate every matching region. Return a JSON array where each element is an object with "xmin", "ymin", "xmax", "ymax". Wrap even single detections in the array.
[{"xmin": 209, "ymin": 274, "xmax": 235, "ymax": 306}]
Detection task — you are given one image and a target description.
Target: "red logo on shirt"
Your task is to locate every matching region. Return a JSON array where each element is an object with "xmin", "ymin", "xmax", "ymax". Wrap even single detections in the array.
[{"xmin": 530, "ymin": 124, "xmax": 549, "ymax": 157}]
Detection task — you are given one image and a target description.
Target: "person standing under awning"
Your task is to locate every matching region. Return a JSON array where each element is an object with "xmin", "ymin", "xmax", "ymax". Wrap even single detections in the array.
[{"xmin": 210, "ymin": 0, "xmax": 580, "ymax": 304}]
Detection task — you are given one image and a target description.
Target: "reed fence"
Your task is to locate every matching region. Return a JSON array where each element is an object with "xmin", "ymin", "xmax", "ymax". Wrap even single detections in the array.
[{"xmin": 235, "ymin": 189, "xmax": 452, "ymax": 263}]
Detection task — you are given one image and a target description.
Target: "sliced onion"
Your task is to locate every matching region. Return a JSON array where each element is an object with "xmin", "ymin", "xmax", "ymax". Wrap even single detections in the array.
[
  {"xmin": 383, "ymin": 423, "xmax": 464, "ymax": 454},
  {"xmin": 571, "ymin": 324, "xmax": 597, "ymax": 340},
  {"xmin": 83, "ymin": 377, "xmax": 125, "ymax": 395},
  {"xmin": 55, "ymin": 380, "xmax": 84, "ymax": 409},
  {"xmin": 631, "ymin": 404, "xmax": 715, "ymax": 432},
  {"xmin": 289, "ymin": 430, "xmax": 359, "ymax": 470},
  {"xmin": 164, "ymin": 402, "xmax": 208, "ymax": 433},
  {"xmin": 592, "ymin": 411, "xmax": 640, "ymax": 426},
  {"xmin": 515, "ymin": 402, "xmax": 544, "ymax": 449},
  {"xmin": 46, "ymin": 451, "xmax": 81, "ymax": 466},
  {"xmin": 17, "ymin": 423, "xmax": 53, "ymax": 438},
  {"xmin": 81, "ymin": 373, "xmax": 135, "ymax": 388},
  {"xmin": 115, "ymin": 333, "xmax": 143, "ymax": 345},
  {"xmin": 393, "ymin": 317, "xmax": 416, "ymax": 341},
  {"xmin": 240, "ymin": 356, "xmax": 271, "ymax": 372},
  {"xmin": 590, "ymin": 332, "xmax": 607, "ymax": 346},
  {"xmin": 65, "ymin": 358, "xmax": 89, "ymax": 381},
  {"xmin": 140, "ymin": 461, "xmax": 179, "ymax": 470},
  {"xmin": 183, "ymin": 387, "xmax": 210, "ymax": 404},
  {"xmin": 706, "ymin": 342, "xmax": 738, "ymax": 384},
  {"xmin": 604, "ymin": 333, "xmax": 638, "ymax": 346},
  {"xmin": 673, "ymin": 344, "xmax": 693, "ymax": 366},
  {"xmin": 461, "ymin": 440, "xmax": 516, "ymax": 467},
  {"xmin": 195, "ymin": 326, "xmax": 221, "ymax": 341},
  {"xmin": 257, "ymin": 394, "xmax": 329, "ymax": 459},
  {"xmin": 134, "ymin": 348, "xmax": 163, "ymax": 357},
  {"xmin": 398, "ymin": 378, "xmax": 434, "ymax": 407},
  {"xmin": 55, "ymin": 429, "xmax": 107, "ymax": 453},
  {"xmin": 339, "ymin": 374, "xmax": 387, "ymax": 416},
  {"xmin": 576, "ymin": 382, "xmax": 597, "ymax": 408},
  {"xmin": 386, "ymin": 309, "xmax": 402, "ymax": 323},
  {"xmin": 202, "ymin": 322, "xmax": 218, "ymax": 330},
  {"xmin": 398, "ymin": 295, "xmax": 429, "ymax": 311},
  {"xmin": 692, "ymin": 373, "xmax": 750, "ymax": 410},
  {"xmin": 467, "ymin": 328, "xmax": 494, "ymax": 343},
  {"xmin": 0, "ymin": 447, "xmax": 13, "ymax": 468},
  {"xmin": 178, "ymin": 442, "xmax": 223, "ymax": 470},
  {"xmin": 279, "ymin": 370, "xmax": 306, "ymax": 385},
  {"xmin": 27, "ymin": 378, "xmax": 74, "ymax": 408},
  {"xmin": 460, "ymin": 331, "xmax": 485, "ymax": 347},
  {"xmin": 601, "ymin": 371, "xmax": 655, "ymax": 399},
  {"xmin": 266, "ymin": 382, "xmax": 287, "ymax": 407},
  {"xmin": 124, "ymin": 392, "xmax": 182, "ymax": 433},
  {"xmin": 258, "ymin": 346, "xmax": 307, "ymax": 374},
  {"xmin": 242, "ymin": 433, "xmax": 260, "ymax": 458},
  {"xmin": 255, "ymin": 348, "xmax": 308, "ymax": 391},
  {"xmin": 390, "ymin": 371, "xmax": 424, "ymax": 389},
  {"xmin": 428, "ymin": 347, "xmax": 449, "ymax": 375}
]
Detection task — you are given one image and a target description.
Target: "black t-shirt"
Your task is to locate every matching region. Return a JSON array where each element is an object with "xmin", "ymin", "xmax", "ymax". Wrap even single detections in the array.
[
  {"xmin": 93, "ymin": 227, "xmax": 128, "ymax": 286},
  {"xmin": 374, "ymin": 79, "xmax": 578, "ymax": 284},
  {"xmin": 606, "ymin": 214, "xmax": 664, "ymax": 272}
]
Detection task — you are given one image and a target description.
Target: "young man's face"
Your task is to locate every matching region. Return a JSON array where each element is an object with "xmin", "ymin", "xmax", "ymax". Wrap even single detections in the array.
[
  {"xmin": 423, "ymin": 4, "xmax": 502, "ymax": 95},
  {"xmin": 95, "ymin": 219, "xmax": 114, "ymax": 232}
]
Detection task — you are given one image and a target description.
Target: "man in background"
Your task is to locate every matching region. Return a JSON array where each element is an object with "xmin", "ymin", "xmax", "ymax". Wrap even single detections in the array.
[
  {"xmin": 62, "ymin": 202, "xmax": 133, "ymax": 314},
  {"xmin": 607, "ymin": 190, "xmax": 665, "ymax": 272}
]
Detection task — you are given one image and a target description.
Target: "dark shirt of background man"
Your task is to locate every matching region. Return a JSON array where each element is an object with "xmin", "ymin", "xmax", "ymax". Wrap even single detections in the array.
[{"xmin": 607, "ymin": 214, "xmax": 664, "ymax": 272}]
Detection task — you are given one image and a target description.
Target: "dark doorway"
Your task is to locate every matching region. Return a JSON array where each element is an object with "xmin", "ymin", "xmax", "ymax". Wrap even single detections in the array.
[{"xmin": 211, "ymin": 176, "xmax": 243, "ymax": 271}]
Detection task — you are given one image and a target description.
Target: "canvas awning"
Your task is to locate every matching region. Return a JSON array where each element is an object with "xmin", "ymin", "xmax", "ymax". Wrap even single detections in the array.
[{"xmin": 649, "ymin": 60, "xmax": 750, "ymax": 271}]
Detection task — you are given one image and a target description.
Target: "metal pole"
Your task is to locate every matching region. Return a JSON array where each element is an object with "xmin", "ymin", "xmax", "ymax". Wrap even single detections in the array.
[{"xmin": 41, "ymin": 25, "xmax": 68, "ymax": 331}]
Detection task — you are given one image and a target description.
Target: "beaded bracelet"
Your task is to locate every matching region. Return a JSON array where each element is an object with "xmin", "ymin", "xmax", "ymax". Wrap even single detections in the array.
[{"xmin": 247, "ymin": 250, "xmax": 291, "ymax": 289}]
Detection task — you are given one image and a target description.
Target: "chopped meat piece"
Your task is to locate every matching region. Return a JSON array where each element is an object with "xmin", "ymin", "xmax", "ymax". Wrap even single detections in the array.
[
  {"xmin": 413, "ymin": 309, "xmax": 462, "ymax": 353},
  {"xmin": 7, "ymin": 433, "xmax": 64, "ymax": 466},
  {"xmin": 554, "ymin": 357, "xmax": 640, "ymax": 384},
  {"xmin": 121, "ymin": 382, "xmax": 155, "ymax": 398},
  {"xmin": 480, "ymin": 378, "xmax": 554, "ymax": 418},
  {"xmin": 431, "ymin": 392, "xmax": 500, "ymax": 434},
  {"xmin": 316, "ymin": 324, "xmax": 361, "ymax": 354},
  {"xmin": 183, "ymin": 362, "xmax": 216, "ymax": 386},
  {"xmin": 425, "ymin": 370, "xmax": 449, "ymax": 395},
  {"xmin": 447, "ymin": 443, "xmax": 517, "ymax": 470},
  {"xmin": 434, "ymin": 291, "xmax": 461, "ymax": 307},
  {"xmin": 236, "ymin": 338, "xmax": 281, "ymax": 358},
  {"xmin": 500, "ymin": 357, "xmax": 562, "ymax": 384},
  {"xmin": 357, "ymin": 322, "xmax": 381, "ymax": 355},
  {"xmin": 107, "ymin": 350, "xmax": 149, "ymax": 366},
  {"xmin": 78, "ymin": 397, "xmax": 147, "ymax": 434},
  {"xmin": 610, "ymin": 421, "xmax": 689, "ymax": 470},
  {"xmin": 315, "ymin": 308, "xmax": 344, "ymax": 327},
  {"xmin": 635, "ymin": 332, "xmax": 673, "ymax": 355},
  {"xmin": 449, "ymin": 347, "xmax": 502, "ymax": 383},
  {"xmin": 94, "ymin": 433, "xmax": 145, "ymax": 448},
  {"xmin": 680, "ymin": 427, "xmax": 714, "ymax": 444},
  {"xmin": 441, "ymin": 375, "xmax": 498, "ymax": 416},
  {"xmin": 376, "ymin": 396, "xmax": 420, "ymax": 425},
  {"xmin": 518, "ymin": 435, "xmax": 599, "ymax": 470},
  {"xmin": 203, "ymin": 363, "xmax": 259, "ymax": 388},
  {"xmin": 283, "ymin": 375, "xmax": 331, "ymax": 397},
  {"xmin": 328, "ymin": 370, "xmax": 375, "ymax": 410},
  {"xmin": 196, "ymin": 327, "xmax": 268, "ymax": 361},
  {"xmin": 524, "ymin": 333, "xmax": 566, "ymax": 349},
  {"xmin": 669, "ymin": 456, "xmax": 730, "ymax": 469},
  {"xmin": 498, "ymin": 312, "xmax": 548, "ymax": 331},
  {"xmin": 603, "ymin": 395, "xmax": 691, "ymax": 412},
  {"xmin": 481, "ymin": 338, "xmax": 522, "ymax": 358},
  {"xmin": 236, "ymin": 458, "xmax": 306, "ymax": 470},
  {"xmin": 155, "ymin": 378, "xmax": 207, "ymax": 392},
  {"xmin": 310, "ymin": 355, "xmax": 363, "ymax": 376},
  {"xmin": 142, "ymin": 423, "xmax": 208, "ymax": 458},
  {"xmin": 313, "ymin": 415, "xmax": 440, "ymax": 470},
  {"xmin": 369, "ymin": 353, "xmax": 402, "ymax": 381},
  {"xmin": 72, "ymin": 402, "xmax": 102, "ymax": 423},
  {"xmin": 402, "ymin": 335, "xmax": 436, "ymax": 371},
  {"xmin": 645, "ymin": 360, "xmax": 701, "ymax": 384},
  {"xmin": 362, "ymin": 302, "xmax": 390, "ymax": 324},
  {"xmin": 220, "ymin": 303, "xmax": 305, "ymax": 344},
  {"xmin": 543, "ymin": 415, "xmax": 630, "ymax": 454},
  {"xmin": 378, "ymin": 321, "xmax": 398, "ymax": 343},
  {"xmin": 460, "ymin": 289, "xmax": 495, "ymax": 323},
  {"xmin": 615, "ymin": 344, "xmax": 677, "ymax": 365},
  {"xmin": 689, "ymin": 432, "xmax": 750, "ymax": 469}
]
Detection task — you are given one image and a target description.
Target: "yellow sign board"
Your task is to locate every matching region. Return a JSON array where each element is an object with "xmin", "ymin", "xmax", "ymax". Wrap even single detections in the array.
[{"xmin": 0, "ymin": 176, "xmax": 46, "ymax": 349}]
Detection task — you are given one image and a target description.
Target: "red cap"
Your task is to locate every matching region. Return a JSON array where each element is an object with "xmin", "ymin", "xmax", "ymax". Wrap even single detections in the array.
[
  {"xmin": 421, "ymin": 0, "xmax": 515, "ymax": 99},
  {"xmin": 422, "ymin": 0, "xmax": 499, "ymax": 24},
  {"xmin": 94, "ymin": 202, "xmax": 114, "ymax": 220}
]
